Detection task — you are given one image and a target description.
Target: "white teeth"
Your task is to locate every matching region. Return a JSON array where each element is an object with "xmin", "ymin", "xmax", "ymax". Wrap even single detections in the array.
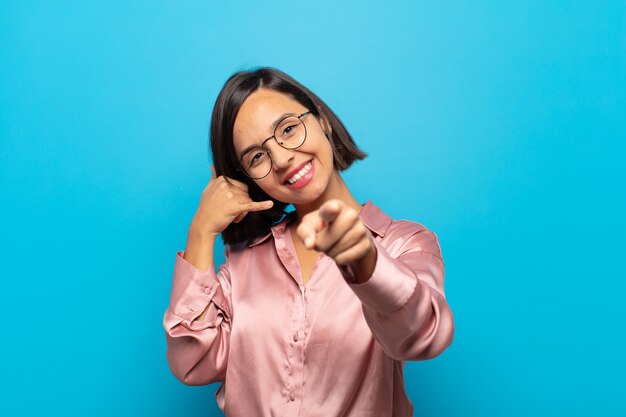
[{"xmin": 287, "ymin": 161, "xmax": 312, "ymax": 184}]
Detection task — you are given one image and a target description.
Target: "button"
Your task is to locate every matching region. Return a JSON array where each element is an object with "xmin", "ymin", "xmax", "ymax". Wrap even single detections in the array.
[
  {"xmin": 292, "ymin": 332, "xmax": 298, "ymax": 342},
  {"xmin": 289, "ymin": 392, "xmax": 295, "ymax": 401},
  {"xmin": 203, "ymin": 287, "xmax": 212, "ymax": 295}
]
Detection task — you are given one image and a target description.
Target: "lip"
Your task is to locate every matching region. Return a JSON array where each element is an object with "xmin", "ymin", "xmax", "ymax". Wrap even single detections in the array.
[
  {"xmin": 285, "ymin": 160, "xmax": 314, "ymax": 190},
  {"xmin": 283, "ymin": 159, "xmax": 313, "ymax": 184}
]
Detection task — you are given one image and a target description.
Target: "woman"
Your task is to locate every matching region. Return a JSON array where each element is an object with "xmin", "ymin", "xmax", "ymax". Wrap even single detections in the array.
[{"xmin": 163, "ymin": 67, "xmax": 454, "ymax": 416}]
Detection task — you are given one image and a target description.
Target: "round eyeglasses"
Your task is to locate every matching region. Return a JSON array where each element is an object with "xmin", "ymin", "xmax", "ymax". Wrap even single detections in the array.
[{"xmin": 238, "ymin": 111, "xmax": 311, "ymax": 179}]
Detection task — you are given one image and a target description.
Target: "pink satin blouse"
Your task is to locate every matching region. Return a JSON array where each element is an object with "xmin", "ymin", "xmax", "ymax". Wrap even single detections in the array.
[{"xmin": 163, "ymin": 200, "xmax": 454, "ymax": 416}]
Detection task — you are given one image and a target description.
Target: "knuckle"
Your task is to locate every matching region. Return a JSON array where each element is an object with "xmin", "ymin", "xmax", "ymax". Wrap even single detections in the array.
[
  {"xmin": 361, "ymin": 240, "xmax": 373, "ymax": 256},
  {"xmin": 322, "ymin": 237, "xmax": 337, "ymax": 253},
  {"xmin": 335, "ymin": 253, "xmax": 348, "ymax": 265}
]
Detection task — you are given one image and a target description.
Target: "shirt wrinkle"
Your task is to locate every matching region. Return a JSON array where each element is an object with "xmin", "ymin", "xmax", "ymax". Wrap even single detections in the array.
[{"xmin": 163, "ymin": 200, "xmax": 454, "ymax": 417}]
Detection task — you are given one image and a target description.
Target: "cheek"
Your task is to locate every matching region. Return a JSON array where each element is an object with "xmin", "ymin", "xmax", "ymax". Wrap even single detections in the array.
[
  {"xmin": 307, "ymin": 133, "xmax": 334, "ymax": 160},
  {"xmin": 318, "ymin": 138, "xmax": 336, "ymax": 167},
  {"xmin": 255, "ymin": 180, "xmax": 276, "ymax": 195},
  {"xmin": 255, "ymin": 178, "xmax": 287, "ymax": 201}
]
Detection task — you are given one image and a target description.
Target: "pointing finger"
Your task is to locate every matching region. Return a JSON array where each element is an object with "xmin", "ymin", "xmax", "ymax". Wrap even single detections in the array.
[
  {"xmin": 297, "ymin": 201, "xmax": 345, "ymax": 249},
  {"xmin": 319, "ymin": 200, "xmax": 342, "ymax": 223},
  {"xmin": 297, "ymin": 213, "xmax": 326, "ymax": 249}
]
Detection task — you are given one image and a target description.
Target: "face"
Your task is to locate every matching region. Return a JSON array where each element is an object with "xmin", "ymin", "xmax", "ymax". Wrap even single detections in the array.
[{"xmin": 233, "ymin": 88, "xmax": 336, "ymax": 206}]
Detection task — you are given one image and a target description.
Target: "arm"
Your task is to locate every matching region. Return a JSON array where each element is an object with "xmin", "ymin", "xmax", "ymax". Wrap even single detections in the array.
[
  {"xmin": 162, "ymin": 233, "xmax": 232, "ymax": 385},
  {"xmin": 341, "ymin": 226, "xmax": 454, "ymax": 361}
]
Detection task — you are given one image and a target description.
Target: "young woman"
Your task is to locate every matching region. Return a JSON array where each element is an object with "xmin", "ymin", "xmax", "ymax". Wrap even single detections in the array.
[{"xmin": 163, "ymin": 67, "xmax": 454, "ymax": 417}]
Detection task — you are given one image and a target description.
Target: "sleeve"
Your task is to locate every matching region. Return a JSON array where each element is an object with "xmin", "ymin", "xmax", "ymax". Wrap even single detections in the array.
[
  {"xmin": 340, "ymin": 226, "xmax": 454, "ymax": 361},
  {"xmin": 162, "ymin": 246, "xmax": 233, "ymax": 385}
]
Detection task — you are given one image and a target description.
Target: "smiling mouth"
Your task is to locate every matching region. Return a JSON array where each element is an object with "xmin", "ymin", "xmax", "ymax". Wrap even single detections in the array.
[{"xmin": 284, "ymin": 160, "xmax": 313, "ymax": 184}]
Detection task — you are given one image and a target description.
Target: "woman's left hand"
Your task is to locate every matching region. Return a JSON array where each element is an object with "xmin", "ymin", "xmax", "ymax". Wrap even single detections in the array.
[{"xmin": 295, "ymin": 199, "xmax": 377, "ymax": 283}]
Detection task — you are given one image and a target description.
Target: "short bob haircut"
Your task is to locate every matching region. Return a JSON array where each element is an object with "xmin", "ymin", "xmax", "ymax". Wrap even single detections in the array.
[{"xmin": 210, "ymin": 67, "xmax": 367, "ymax": 246}]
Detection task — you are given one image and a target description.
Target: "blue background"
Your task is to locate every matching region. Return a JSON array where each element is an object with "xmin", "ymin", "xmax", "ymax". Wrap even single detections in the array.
[{"xmin": 1, "ymin": 1, "xmax": 625, "ymax": 416}]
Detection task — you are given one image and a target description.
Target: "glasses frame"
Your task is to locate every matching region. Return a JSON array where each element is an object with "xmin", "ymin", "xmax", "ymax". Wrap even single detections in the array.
[{"xmin": 237, "ymin": 111, "xmax": 312, "ymax": 179}]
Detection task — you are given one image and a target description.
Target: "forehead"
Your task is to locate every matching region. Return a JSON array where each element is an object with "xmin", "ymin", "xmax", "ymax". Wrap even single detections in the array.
[{"xmin": 233, "ymin": 88, "xmax": 306, "ymax": 150}]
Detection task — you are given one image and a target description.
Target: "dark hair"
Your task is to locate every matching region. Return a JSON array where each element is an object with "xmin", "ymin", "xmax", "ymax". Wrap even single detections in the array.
[{"xmin": 210, "ymin": 67, "xmax": 367, "ymax": 245}]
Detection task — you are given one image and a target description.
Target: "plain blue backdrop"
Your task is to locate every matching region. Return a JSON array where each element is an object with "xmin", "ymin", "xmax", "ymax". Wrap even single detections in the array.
[{"xmin": 1, "ymin": 1, "xmax": 625, "ymax": 416}]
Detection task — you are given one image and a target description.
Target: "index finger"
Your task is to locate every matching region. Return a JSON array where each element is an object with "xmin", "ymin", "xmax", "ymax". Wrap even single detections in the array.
[
  {"xmin": 297, "ymin": 211, "xmax": 327, "ymax": 249},
  {"xmin": 319, "ymin": 199, "xmax": 342, "ymax": 223},
  {"xmin": 300, "ymin": 201, "xmax": 342, "ymax": 248}
]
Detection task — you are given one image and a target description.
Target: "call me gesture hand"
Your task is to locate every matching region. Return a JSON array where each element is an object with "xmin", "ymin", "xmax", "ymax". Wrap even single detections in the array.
[
  {"xmin": 295, "ymin": 199, "xmax": 378, "ymax": 284},
  {"xmin": 184, "ymin": 165, "xmax": 274, "ymax": 274},
  {"xmin": 190, "ymin": 165, "xmax": 275, "ymax": 238}
]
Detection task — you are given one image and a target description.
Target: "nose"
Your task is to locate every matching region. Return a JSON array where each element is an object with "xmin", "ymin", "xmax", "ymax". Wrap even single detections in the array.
[{"xmin": 267, "ymin": 140, "xmax": 295, "ymax": 171}]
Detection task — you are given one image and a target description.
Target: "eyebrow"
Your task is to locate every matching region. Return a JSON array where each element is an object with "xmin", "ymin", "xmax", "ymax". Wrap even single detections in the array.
[{"xmin": 238, "ymin": 112, "xmax": 296, "ymax": 160}]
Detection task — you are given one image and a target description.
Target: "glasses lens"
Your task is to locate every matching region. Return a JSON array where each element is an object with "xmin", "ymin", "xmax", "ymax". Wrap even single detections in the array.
[
  {"xmin": 275, "ymin": 116, "xmax": 306, "ymax": 149},
  {"xmin": 240, "ymin": 115, "xmax": 308, "ymax": 179},
  {"xmin": 242, "ymin": 147, "xmax": 271, "ymax": 179}
]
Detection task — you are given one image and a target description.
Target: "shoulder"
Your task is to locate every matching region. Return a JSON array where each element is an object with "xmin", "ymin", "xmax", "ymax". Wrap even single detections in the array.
[
  {"xmin": 381, "ymin": 218, "xmax": 443, "ymax": 261},
  {"xmin": 360, "ymin": 200, "xmax": 431, "ymax": 240}
]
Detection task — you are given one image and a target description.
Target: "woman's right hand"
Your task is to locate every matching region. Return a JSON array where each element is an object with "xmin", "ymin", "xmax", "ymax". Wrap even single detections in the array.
[{"xmin": 189, "ymin": 165, "xmax": 274, "ymax": 238}]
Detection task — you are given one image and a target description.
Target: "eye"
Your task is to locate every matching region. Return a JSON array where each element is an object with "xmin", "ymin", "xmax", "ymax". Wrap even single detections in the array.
[
  {"xmin": 282, "ymin": 123, "xmax": 298, "ymax": 136},
  {"xmin": 249, "ymin": 151, "xmax": 266, "ymax": 166}
]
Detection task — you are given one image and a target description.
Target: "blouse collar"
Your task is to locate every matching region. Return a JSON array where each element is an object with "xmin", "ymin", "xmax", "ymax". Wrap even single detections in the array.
[{"xmin": 247, "ymin": 200, "xmax": 392, "ymax": 248}]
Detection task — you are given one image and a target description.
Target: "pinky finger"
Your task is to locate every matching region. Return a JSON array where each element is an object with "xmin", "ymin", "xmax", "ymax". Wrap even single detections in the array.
[{"xmin": 245, "ymin": 200, "xmax": 274, "ymax": 212}]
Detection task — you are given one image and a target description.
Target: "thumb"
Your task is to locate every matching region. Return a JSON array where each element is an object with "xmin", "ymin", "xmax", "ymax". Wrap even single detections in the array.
[{"xmin": 319, "ymin": 200, "xmax": 342, "ymax": 223}]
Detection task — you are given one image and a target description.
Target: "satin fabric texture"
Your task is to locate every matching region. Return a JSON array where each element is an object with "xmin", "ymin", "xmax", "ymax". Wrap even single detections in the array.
[{"xmin": 163, "ymin": 200, "xmax": 454, "ymax": 416}]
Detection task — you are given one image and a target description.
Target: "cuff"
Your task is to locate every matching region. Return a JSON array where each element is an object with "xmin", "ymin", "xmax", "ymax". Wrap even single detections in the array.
[
  {"xmin": 343, "ymin": 239, "xmax": 418, "ymax": 315},
  {"xmin": 168, "ymin": 250, "xmax": 231, "ymax": 322}
]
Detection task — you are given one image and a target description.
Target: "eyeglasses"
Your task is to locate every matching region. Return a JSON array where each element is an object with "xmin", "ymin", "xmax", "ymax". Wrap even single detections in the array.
[{"xmin": 238, "ymin": 111, "xmax": 312, "ymax": 179}]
